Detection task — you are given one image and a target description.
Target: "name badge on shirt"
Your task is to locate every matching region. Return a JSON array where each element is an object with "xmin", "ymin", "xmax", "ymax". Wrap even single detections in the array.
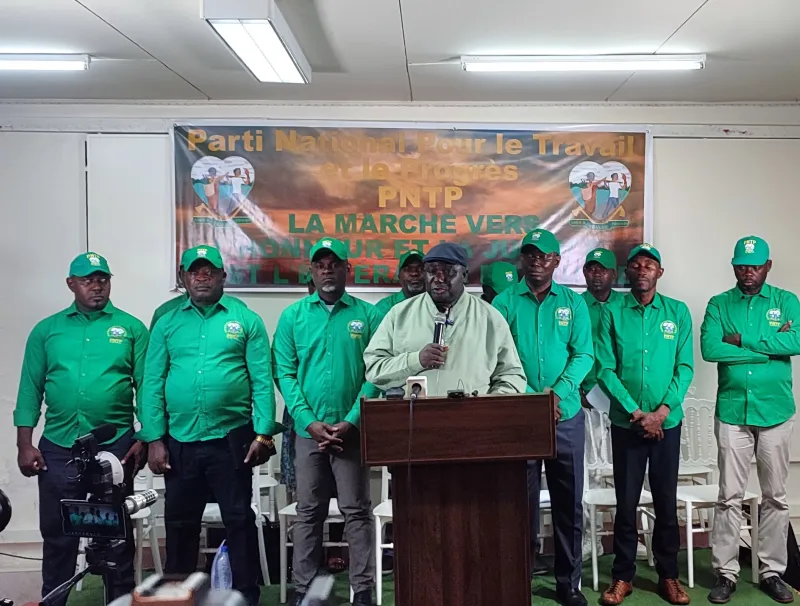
[
  {"xmin": 555, "ymin": 307, "xmax": 571, "ymax": 326},
  {"xmin": 348, "ymin": 319, "xmax": 365, "ymax": 339},
  {"xmin": 767, "ymin": 308, "xmax": 782, "ymax": 327},
  {"xmin": 224, "ymin": 321, "xmax": 244, "ymax": 340},
  {"xmin": 661, "ymin": 320, "xmax": 677, "ymax": 340},
  {"xmin": 107, "ymin": 326, "xmax": 127, "ymax": 344}
]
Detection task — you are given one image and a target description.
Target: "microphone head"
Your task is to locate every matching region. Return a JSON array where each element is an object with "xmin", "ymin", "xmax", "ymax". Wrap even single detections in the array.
[
  {"xmin": 434, "ymin": 312, "xmax": 447, "ymax": 324},
  {"xmin": 90, "ymin": 423, "xmax": 117, "ymax": 444}
]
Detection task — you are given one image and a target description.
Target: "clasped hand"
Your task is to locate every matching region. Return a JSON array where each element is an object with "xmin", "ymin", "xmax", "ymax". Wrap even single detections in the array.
[
  {"xmin": 308, "ymin": 421, "xmax": 355, "ymax": 453},
  {"xmin": 631, "ymin": 406, "xmax": 669, "ymax": 440}
]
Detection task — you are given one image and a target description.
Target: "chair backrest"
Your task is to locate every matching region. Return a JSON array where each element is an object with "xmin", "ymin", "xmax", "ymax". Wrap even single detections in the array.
[
  {"xmin": 681, "ymin": 395, "xmax": 717, "ymax": 466},
  {"xmin": 380, "ymin": 467, "xmax": 391, "ymax": 502},
  {"xmin": 584, "ymin": 408, "xmax": 613, "ymax": 474}
]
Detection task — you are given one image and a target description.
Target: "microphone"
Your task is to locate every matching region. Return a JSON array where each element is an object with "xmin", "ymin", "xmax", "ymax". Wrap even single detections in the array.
[
  {"xmin": 433, "ymin": 312, "xmax": 447, "ymax": 346},
  {"xmin": 124, "ymin": 489, "xmax": 158, "ymax": 516},
  {"xmin": 410, "ymin": 383, "xmax": 423, "ymax": 398}
]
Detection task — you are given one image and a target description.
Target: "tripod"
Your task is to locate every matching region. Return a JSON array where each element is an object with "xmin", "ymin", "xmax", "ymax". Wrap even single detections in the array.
[{"xmin": 40, "ymin": 539, "xmax": 125, "ymax": 606}]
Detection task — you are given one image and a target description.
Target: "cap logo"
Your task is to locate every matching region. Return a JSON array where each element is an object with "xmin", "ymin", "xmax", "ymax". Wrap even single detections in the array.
[
  {"xmin": 593, "ymin": 251, "xmax": 602, "ymax": 258},
  {"xmin": 556, "ymin": 307, "xmax": 571, "ymax": 326},
  {"xmin": 197, "ymin": 248, "xmax": 208, "ymax": 257},
  {"xmin": 640, "ymin": 243, "xmax": 652, "ymax": 250},
  {"xmin": 322, "ymin": 240, "xmax": 332, "ymax": 248},
  {"xmin": 107, "ymin": 325, "xmax": 127, "ymax": 344},
  {"xmin": 767, "ymin": 308, "xmax": 782, "ymax": 327},
  {"xmin": 224, "ymin": 321, "xmax": 243, "ymax": 339},
  {"xmin": 531, "ymin": 232, "xmax": 541, "ymax": 241},
  {"xmin": 87, "ymin": 254, "xmax": 101, "ymax": 266},
  {"xmin": 744, "ymin": 239, "xmax": 756, "ymax": 254},
  {"xmin": 348, "ymin": 319, "xmax": 365, "ymax": 339},
  {"xmin": 505, "ymin": 271, "xmax": 514, "ymax": 281},
  {"xmin": 661, "ymin": 320, "xmax": 677, "ymax": 339}
]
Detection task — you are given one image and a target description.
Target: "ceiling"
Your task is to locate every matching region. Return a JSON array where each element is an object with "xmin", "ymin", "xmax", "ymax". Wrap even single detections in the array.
[{"xmin": 1, "ymin": 0, "xmax": 799, "ymax": 103}]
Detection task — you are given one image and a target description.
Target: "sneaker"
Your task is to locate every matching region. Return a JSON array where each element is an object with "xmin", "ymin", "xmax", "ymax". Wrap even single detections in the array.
[
  {"xmin": 352, "ymin": 590, "xmax": 375, "ymax": 606},
  {"xmin": 760, "ymin": 576, "xmax": 795, "ymax": 604},
  {"xmin": 708, "ymin": 576, "xmax": 736, "ymax": 604}
]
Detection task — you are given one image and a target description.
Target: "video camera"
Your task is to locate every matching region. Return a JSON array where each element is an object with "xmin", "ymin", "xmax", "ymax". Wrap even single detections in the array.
[{"xmin": 41, "ymin": 424, "xmax": 158, "ymax": 606}]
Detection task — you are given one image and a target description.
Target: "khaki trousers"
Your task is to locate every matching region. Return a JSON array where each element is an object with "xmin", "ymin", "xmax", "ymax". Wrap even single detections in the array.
[{"xmin": 711, "ymin": 416, "xmax": 795, "ymax": 582}]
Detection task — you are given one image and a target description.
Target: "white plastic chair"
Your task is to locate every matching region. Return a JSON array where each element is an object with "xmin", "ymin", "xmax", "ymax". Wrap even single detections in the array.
[
  {"xmin": 374, "ymin": 467, "xmax": 392, "ymax": 605},
  {"xmin": 679, "ymin": 395, "xmax": 716, "ymax": 484},
  {"xmin": 583, "ymin": 410, "xmax": 655, "ymax": 592},
  {"xmin": 200, "ymin": 462, "xmax": 276, "ymax": 587},
  {"xmin": 279, "ymin": 494, "xmax": 354, "ymax": 604}
]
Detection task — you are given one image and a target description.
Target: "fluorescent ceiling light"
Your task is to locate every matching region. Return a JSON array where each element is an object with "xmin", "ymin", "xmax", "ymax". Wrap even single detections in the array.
[
  {"xmin": 461, "ymin": 54, "xmax": 706, "ymax": 73},
  {"xmin": 0, "ymin": 54, "xmax": 89, "ymax": 72},
  {"xmin": 203, "ymin": 0, "xmax": 310, "ymax": 84}
]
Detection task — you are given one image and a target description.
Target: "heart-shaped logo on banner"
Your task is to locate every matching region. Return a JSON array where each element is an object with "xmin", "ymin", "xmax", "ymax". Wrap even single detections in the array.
[
  {"xmin": 568, "ymin": 161, "xmax": 632, "ymax": 222},
  {"xmin": 190, "ymin": 156, "xmax": 255, "ymax": 218}
]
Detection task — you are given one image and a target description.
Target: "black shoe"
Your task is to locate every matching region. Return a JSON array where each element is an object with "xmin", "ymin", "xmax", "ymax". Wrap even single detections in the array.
[
  {"xmin": 531, "ymin": 555, "xmax": 551, "ymax": 577},
  {"xmin": 292, "ymin": 592, "xmax": 306, "ymax": 606},
  {"xmin": 760, "ymin": 576, "xmax": 795, "ymax": 603},
  {"xmin": 352, "ymin": 590, "xmax": 375, "ymax": 606},
  {"xmin": 556, "ymin": 585, "xmax": 588, "ymax": 606},
  {"xmin": 708, "ymin": 576, "xmax": 736, "ymax": 604}
]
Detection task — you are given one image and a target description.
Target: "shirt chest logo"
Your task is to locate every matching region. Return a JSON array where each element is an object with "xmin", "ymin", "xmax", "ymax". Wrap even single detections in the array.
[
  {"xmin": 767, "ymin": 308, "xmax": 782, "ymax": 327},
  {"xmin": 224, "ymin": 321, "xmax": 243, "ymax": 339},
  {"xmin": 106, "ymin": 326, "xmax": 127, "ymax": 344},
  {"xmin": 555, "ymin": 307, "xmax": 571, "ymax": 326},
  {"xmin": 661, "ymin": 320, "xmax": 677, "ymax": 340},
  {"xmin": 348, "ymin": 319, "xmax": 365, "ymax": 339}
]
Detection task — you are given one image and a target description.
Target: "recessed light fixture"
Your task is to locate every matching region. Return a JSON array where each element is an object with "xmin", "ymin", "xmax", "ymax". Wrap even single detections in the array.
[
  {"xmin": 0, "ymin": 54, "xmax": 90, "ymax": 72},
  {"xmin": 461, "ymin": 54, "xmax": 706, "ymax": 73},
  {"xmin": 202, "ymin": 0, "xmax": 311, "ymax": 84}
]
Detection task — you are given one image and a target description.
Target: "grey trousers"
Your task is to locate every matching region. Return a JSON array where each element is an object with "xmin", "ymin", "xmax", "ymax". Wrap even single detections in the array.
[
  {"xmin": 712, "ymin": 416, "xmax": 795, "ymax": 581},
  {"xmin": 293, "ymin": 435, "xmax": 375, "ymax": 593}
]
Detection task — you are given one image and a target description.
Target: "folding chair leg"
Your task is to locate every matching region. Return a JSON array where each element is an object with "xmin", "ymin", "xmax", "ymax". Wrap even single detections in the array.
[
  {"xmin": 149, "ymin": 522, "xmax": 163, "ymax": 575},
  {"xmin": 375, "ymin": 517, "xmax": 383, "ymax": 606},
  {"xmin": 590, "ymin": 504, "xmax": 599, "ymax": 592},
  {"xmin": 135, "ymin": 519, "xmax": 144, "ymax": 585},
  {"xmin": 685, "ymin": 501, "xmax": 694, "ymax": 588},
  {"xmin": 640, "ymin": 509, "xmax": 654, "ymax": 568},
  {"xmin": 256, "ymin": 515, "xmax": 271, "ymax": 585}
]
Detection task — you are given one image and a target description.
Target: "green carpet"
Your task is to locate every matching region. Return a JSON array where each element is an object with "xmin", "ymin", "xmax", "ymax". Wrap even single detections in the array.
[{"xmin": 68, "ymin": 550, "xmax": 793, "ymax": 605}]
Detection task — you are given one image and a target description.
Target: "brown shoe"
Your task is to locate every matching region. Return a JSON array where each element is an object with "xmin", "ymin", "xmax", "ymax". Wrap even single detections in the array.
[
  {"xmin": 601, "ymin": 580, "xmax": 633, "ymax": 605},
  {"xmin": 659, "ymin": 578, "xmax": 691, "ymax": 605}
]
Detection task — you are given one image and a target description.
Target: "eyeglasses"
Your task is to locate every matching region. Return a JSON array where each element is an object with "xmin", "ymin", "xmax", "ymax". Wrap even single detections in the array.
[{"xmin": 424, "ymin": 264, "xmax": 461, "ymax": 278}]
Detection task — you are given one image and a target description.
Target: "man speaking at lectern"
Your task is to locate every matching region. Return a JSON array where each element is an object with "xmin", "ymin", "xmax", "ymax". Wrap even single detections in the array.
[{"xmin": 363, "ymin": 242, "xmax": 527, "ymax": 396}]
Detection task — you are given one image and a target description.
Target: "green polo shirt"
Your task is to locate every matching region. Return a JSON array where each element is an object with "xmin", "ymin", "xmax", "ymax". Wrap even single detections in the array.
[
  {"xmin": 14, "ymin": 302, "xmax": 148, "ymax": 448},
  {"xmin": 149, "ymin": 293, "xmax": 188, "ymax": 330},
  {"xmin": 581, "ymin": 289, "xmax": 625, "ymax": 392},
  {"xmin": 493, "ymin": 280, "xmax": 594, "ymax": 421},
  {"xmin": 138, "ymin": 294, "xmax": 277, "ymax": 443},
  {"xmin": 374, "ymin": 291, "xmax": 409, "ymax": 321},
  {"xmin": 700, "ymin": 284, "xmax": 800, "ymax": 427},
  {"xmin": 272, "ymin": 292, "xmax": 381, "ymax": 438},
  {"xmin": 596, "ymin": 292, "xmax": 694, "ymax": 430}
]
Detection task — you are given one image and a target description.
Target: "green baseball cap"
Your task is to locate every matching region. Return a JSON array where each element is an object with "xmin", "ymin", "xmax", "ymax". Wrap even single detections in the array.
[
  {"xmin": 310, "ymin": 238, "xmax": 348, "ymax": 262},
  {"xmin": 732, "ymin": 236, "xmax": 770, "ymax": 266},
  {"xmin": 627, "ymin": 243, "xmax": 662, "ymax": 264},
  {"xmin": 397, "ymin": 249, "xmax": 423, "ymax": 271},
  {"xmin": 181, "ymin": 245, "xmax": 224, "ymax": 271},
  {"xmin": 481, "ymin": 262, "xmax": 518, "ymax": 292},
  {"xmin": 585, "ymin": 248, "xmax": 617, "ymax": 270},
  {"xmin": 69, "ymin": 252, "xmax": 112, "ymax": 277},
  {"xmin": 521, "ymin": 229, "xmax": 560, "ymax": 255}
]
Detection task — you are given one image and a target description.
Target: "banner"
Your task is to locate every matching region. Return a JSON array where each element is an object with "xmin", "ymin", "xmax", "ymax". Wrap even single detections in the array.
[{"xmin": 174, "ymin": 123, "xmax": 651, "ymax": 289}]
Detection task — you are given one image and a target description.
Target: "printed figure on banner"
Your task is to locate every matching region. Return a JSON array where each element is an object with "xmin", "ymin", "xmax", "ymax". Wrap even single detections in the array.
[
  {"xmin": 568, "ymin": 160, "xmax": 633, "ymax": 230},
  {"xmin": 189, "ymin": 155, "xmax": 256, "ymax": 224}
]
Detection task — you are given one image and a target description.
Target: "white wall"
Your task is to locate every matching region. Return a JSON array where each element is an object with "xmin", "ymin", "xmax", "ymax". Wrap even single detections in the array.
[{"xmin": 2, "ymin": 102, "xmax": 800, "ymax": 572}]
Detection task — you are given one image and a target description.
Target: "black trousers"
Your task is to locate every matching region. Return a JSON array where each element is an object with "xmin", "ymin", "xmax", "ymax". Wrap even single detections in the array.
[
  {"xmin": 38, "ymin": 430, "xmax": 136, "ymax": 606},
  {"xmin": 164, "ymin": 436, "xmax": 260, "ymax": 605},
  {"xmin": 610, "ymin": 423, "xmax": 681, "ymax": 582},
  {"xmin": 528, "ymin": 408, "xmax": 585, "ymax": 590}
]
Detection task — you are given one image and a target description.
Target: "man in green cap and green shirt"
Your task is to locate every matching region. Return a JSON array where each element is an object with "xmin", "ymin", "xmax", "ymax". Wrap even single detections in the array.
[
  {"xmin": 596, "ymin": 243, "xmax": 693, "ymax": 606},
  {"xmin": 14, "ymin": 252, "xmax": 148, "ymax": 605},
  {"xmin": 139, "ymin": 244, "xmax": 279, "ymax": 606},
  {"xmin": 273, "ymin": 237, "xmax": 381, "ymax": 606},
  {"xmin": 492, "ymin": 228, "xmax": 593, "ymax": 606},
  {"xmin": 373, "ymin": 249, "xmax": 424, "ymax": 319},
  {"xmin": 480, "ymin": 261, "xmax": 518, "ymax": 304},
  {"xmin": 701, "ymin": 236, "xmax": 799, "ymax": 605}
]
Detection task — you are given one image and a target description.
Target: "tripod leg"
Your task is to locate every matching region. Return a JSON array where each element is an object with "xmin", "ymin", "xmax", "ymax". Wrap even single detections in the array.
[{"xmin": 40, "ymin": 567, "xmax": 93, "ymax": 606}]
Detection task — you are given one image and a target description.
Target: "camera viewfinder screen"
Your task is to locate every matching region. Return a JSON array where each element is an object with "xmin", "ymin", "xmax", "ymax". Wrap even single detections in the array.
[{"xmin": 60, "ymin": 500, "xmax": 126, "ymax": 539}]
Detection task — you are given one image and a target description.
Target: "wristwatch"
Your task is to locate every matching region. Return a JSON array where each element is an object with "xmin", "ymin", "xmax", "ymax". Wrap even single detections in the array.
[{"xmin": 256, "ymin": 435, "xmax": 274, "ymax": 448}]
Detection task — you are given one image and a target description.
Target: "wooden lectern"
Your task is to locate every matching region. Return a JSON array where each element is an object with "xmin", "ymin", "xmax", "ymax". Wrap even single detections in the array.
[{"xmin": 361, "ymin": 392, "xmax": 556, "ymax": 606}]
